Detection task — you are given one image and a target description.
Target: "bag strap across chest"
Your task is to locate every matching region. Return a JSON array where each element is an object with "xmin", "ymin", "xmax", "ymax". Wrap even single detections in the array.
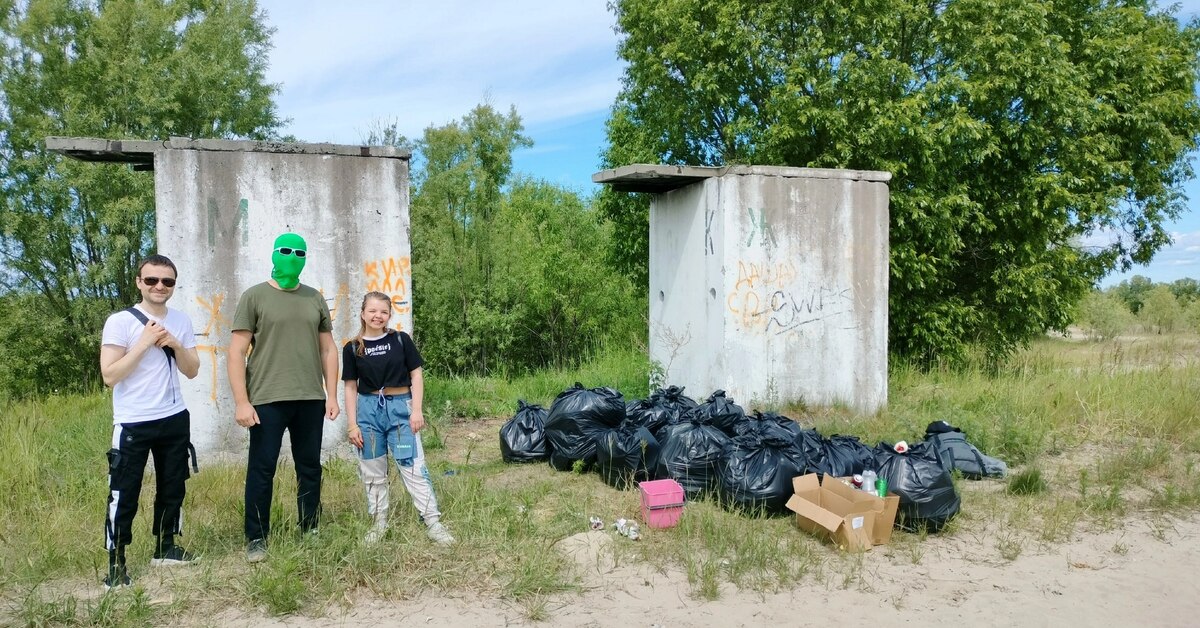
[{"xmin": 124, "ymin": 307, "xmax": 176, "ymax": 361}]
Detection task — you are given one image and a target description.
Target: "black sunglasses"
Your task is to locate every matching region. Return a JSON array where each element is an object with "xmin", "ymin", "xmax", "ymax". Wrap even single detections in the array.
[
  {"xmin": 141, "ymin": 276, "xmax": 176, "ymax": 288},
  {"xmin": 275, "ymin": 247, "xmax": 307, "ymax": 258}
]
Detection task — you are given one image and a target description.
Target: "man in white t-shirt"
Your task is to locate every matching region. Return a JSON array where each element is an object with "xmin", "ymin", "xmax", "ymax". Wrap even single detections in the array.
[{"xmin": 99, "ymin": 254, "xmax": 201, "ymax": 589}]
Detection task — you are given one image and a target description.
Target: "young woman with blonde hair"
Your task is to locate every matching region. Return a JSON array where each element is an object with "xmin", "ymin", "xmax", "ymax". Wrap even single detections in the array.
[{"xmin": 342, "ymin": 291, "xmax": 454, "ymax": 545}]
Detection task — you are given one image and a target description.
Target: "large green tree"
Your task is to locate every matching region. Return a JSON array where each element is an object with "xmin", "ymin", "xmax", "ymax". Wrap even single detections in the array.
[
  {"xmin": 1167, "ymin": 277, "xmax": 1200, "ymax": 306},
  {"xmin": 0, "ymin": 0, "xmax": 281, "ymax": 396},
  {"xmin": 408, "ymin": 103, "xmax": 641, "ymax": 376},
  {"xmin": 602, "ymin": 0, "xmax": 1200, "ymax": 362},
  {"xmin": 409, "ymin": 104, "xmax": 532, "ymax": 375},
  {"xmin": 1139, "ymin": 284, "xmax": 1184, "ymax": 332},
  {"xmin": 1109, "ymin": 275, "xmax": 1157, "ymax": 314}
]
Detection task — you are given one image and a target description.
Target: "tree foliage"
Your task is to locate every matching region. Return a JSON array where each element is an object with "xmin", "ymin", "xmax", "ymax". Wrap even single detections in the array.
[
  {"xmin": 1074, "ymin": 290, "xmax": 1133, "ymax": 341},
  {"xmin": 602, "ymin": 0, "xmax": 1200, "ymax": 362},
  {"xmin": 0, "ymin": 0, "xmax": 282, "ymax": 396},
  {"xmin": 1167, "ymin": 277, "xmax": 1200, "ymax": 306},
  {"xmin": 409, "ymin": 104, "xmax": 641, "ymax": 376},
  {"xmin": 1109, "ymin": 275, "xmax": 1157, "ymax": 314},
  {"xmin": 1185, "ymin": 298, "xmax": 1200, "ymax": 333},
  {"xmin": 1138, "ymin": 284, "xmax": 1184, "ymax": 333},
  {"xmin": 594, "ymin": 104, "xmax": 657, "ymax": 287}
]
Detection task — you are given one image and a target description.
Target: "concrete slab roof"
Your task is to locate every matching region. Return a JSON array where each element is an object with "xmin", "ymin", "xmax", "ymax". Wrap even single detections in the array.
[
  {"xmin": 592, "ymin": 163, "xmax": 892, "ymax": 193},
  {"xmin": 45, "ymin": 136, "xmax": 411, "ymax": 171}
]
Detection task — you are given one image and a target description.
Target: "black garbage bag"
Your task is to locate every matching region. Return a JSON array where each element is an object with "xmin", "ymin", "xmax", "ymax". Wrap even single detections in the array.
[
  {"xmin": 728, "ymin": 412, "xmax": 825, "ymax": 475},
  {"xmin": 544, "ymin": 383, "xmax": 626, "ymax": 471},
  {"xmin": 875, "ymin": 442, "xmax": 961, "ymax": 532},
  {"xmin": 718, "ymin": 429, "xmax": 808, "ymax": 516},
  {"xmin": 596, "ymin": 422, "xmax": 661, "ymax": 489},
  {"xmin": 815, "ymin": 434, "xmax": 877, "ymax": 477},
  {"xmin": 657, "ymin": 384, "xmax": 699, "ymax": 408},
  {"xmin": 793, "ymin": 427, "xmax": 825, "ymax": 472},
  {"xmin": 655, "ymin": 418, "xmax": 731, "ymax": 498},
  {"xmin": 691, "ymin": 389, "xmax": 747, "ymax": 436},
  {"xmin": 499, "ymin": 400, "xmax": 549, "ymax": 463},
  {"xmin": 627, "ymin": 385, "xmax": 699, "ymax": 435},
  {"xmin": 736, "ymin": 411, "xmax": 803, "ymax": 439},
  {"xmin": 924, "ymin": 420, "xmax": 1008, "ymax": 479}
]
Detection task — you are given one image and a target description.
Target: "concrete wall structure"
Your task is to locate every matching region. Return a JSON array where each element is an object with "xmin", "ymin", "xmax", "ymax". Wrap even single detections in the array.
[
  {"xmin": 594, "ymin": 165, "xmax": 891, "ymax": 413},
  {"xmin": 48, "ymin": 137, "xmax": 412, "ymax": 455}
]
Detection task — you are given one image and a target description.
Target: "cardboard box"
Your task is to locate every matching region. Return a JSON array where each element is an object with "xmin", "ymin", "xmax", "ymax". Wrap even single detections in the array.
[
  {"xmin": 831, "ymin": 476, "xmax": 900, "ymax": 545},
  {"xmin": 784, "ymin": 474, "xmax": 899, "ymax": 550},
  {"xmin": 638, "ymin": 479, "xmax": 685, "ymax": 528}
]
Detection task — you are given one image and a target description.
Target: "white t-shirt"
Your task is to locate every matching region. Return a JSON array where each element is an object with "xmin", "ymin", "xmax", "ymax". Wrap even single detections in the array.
[{"xmin": 101, "ymin": 305, "xmax": 197, "ymax": 424}]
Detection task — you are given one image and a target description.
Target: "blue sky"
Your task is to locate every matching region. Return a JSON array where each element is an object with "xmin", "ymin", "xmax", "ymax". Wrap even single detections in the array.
[{"xmin": 258, "ymin": 0, "xmax": 1200, "ymax": 287}]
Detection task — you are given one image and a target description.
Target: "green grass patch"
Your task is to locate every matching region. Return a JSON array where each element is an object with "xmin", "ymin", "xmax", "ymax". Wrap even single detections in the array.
[
  {"xmin": 425, "ymin": 346, "xmax": 654, "ymax": 418},
  {"xmin": 1007, "ymin": 468, "xmax": 1048, "ymax": 495}
]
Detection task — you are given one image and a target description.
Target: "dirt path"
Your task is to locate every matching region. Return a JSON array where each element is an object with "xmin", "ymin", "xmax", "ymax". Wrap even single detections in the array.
[{"xmin": 205, "ymin": 510, "xmax": 1200, "ymax": 627}]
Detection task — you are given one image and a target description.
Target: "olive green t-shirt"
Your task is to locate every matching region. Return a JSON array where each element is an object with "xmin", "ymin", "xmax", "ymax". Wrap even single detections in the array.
[{"xmin": 231, "ymin": 282, "xmax": 332, "ymax": 405}]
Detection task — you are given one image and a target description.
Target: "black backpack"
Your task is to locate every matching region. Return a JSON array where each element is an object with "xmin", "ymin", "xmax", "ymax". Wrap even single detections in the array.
[{"xmin": 924, "ymin": 421, "xmax": 1008, "ymax": 479}]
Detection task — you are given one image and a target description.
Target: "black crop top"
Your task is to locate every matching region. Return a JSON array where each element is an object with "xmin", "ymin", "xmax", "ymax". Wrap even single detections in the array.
[{"xmin": 341, "ymin": 331, "xmax": 424, "ymax": 394}]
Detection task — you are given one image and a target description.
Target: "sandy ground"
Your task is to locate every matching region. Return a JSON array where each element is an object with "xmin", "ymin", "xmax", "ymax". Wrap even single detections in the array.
[{"xmin": 203, "ymin": 509, "xmax": 1200, "ymax": 628}]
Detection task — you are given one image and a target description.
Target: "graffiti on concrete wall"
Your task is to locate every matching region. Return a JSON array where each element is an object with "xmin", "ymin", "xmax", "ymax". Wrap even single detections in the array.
[
  {"xmin": 726, "ymin": 259, "xmax": 853, "ymax": 335},
  {"xmin": 744, "ymin": 207, "xmax": 778, "ymax": 248},
  {"xmin": 193, "ymin": 292, "xmax": 232, "ymax": 400},
  {"xmin": 363, "ymin": 255, "xmax": 412, "ymax": 328},
  {"xmin": 320, "ymin": 281, "xmax": 352, "ymax": 329},
  {"xmin": 705, "ymin": 209, "xmax": 716, "ymax": 256},
  {"xmin": 706, "ymin": 207, "xmax": 778, "ymax": 256},
  {"xmin": 207, "ymin": 197, "xmax": 249, "ymax": 246}
]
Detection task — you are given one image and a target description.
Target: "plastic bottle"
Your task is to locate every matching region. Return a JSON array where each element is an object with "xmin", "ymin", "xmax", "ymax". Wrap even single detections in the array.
[{"xmin": 861, "ymin": 470, "xmax": 878, "ymax": 495}]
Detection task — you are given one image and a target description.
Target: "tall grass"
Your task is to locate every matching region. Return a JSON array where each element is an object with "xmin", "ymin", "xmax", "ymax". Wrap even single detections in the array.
[
  {"xmin": 3, "ymin": 336, "xmax": 1200, "ymax": 624},
  {"xmin": 824, "ymin": 335, "xmax": 1200, "ymax": 463},
  {"xmin": 425, "ymin": 345, "xmax": 654, "ymax": 418}
]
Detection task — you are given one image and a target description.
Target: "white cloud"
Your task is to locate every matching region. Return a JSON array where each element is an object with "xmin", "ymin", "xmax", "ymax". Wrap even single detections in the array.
[
  {"xmin": 258, "ymin": 1, "xmax": 623, "ymax": 143},
  {"xmin": 1100, "ymin": 229, "xmax": 1200, "ymax": 285},
  {"xmin": 1077, "ymin": 226, "xmax": 1122, "ymax": 251}
]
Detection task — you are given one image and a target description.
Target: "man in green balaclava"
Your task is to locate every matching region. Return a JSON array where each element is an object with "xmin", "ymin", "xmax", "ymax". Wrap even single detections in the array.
[
  {"xmin": 270, "ymin": 232, "xmax": 307, "ymax": 290},
  {"xmin": 227, "ymin": 232, "xmax": 340, "ymax": 563}
]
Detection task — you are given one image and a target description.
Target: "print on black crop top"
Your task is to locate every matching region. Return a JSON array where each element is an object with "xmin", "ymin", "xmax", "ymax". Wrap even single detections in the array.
[{"xmin": 341, "ymin": 331, "xmax": 425, "ymax": 394}]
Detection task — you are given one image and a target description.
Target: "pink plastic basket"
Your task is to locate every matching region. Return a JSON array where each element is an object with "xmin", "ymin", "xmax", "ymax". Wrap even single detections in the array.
[{"xmin": 638, "ymin": 479, "xmax": 686, "ymax": 528}]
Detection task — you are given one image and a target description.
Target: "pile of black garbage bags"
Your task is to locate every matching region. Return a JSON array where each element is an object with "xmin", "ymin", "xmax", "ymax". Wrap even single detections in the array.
[{"xmin": 500, "ymin": 383, "xmax": 1007, "ymax": 533}]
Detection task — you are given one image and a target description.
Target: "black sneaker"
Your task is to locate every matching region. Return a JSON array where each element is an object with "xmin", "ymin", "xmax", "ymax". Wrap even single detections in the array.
[
  {"xmin": 103, "ymin": 564, "xmax": 132, "ymax": 590},
  {"xmin": 150, "ymin": 544, "xmax": 197, "ymax": 567},
  {"xmin": 246, "ymin": 538, "xmax": 268, "ymax": 564}
]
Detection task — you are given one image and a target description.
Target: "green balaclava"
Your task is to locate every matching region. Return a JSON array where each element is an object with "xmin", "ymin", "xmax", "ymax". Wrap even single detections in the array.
[{"xmin": 271, "ymin": 232, "xmax": 307, "ymax": 290}]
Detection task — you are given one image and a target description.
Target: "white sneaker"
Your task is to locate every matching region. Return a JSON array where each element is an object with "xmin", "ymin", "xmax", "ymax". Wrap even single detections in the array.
[
  {"xmin": 364, "ymin": 525, "xmax": 387, "ymax": 544},
  {"xmin": 426, "ymin": 522, "xmax": 455, "ymax": 546}
]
